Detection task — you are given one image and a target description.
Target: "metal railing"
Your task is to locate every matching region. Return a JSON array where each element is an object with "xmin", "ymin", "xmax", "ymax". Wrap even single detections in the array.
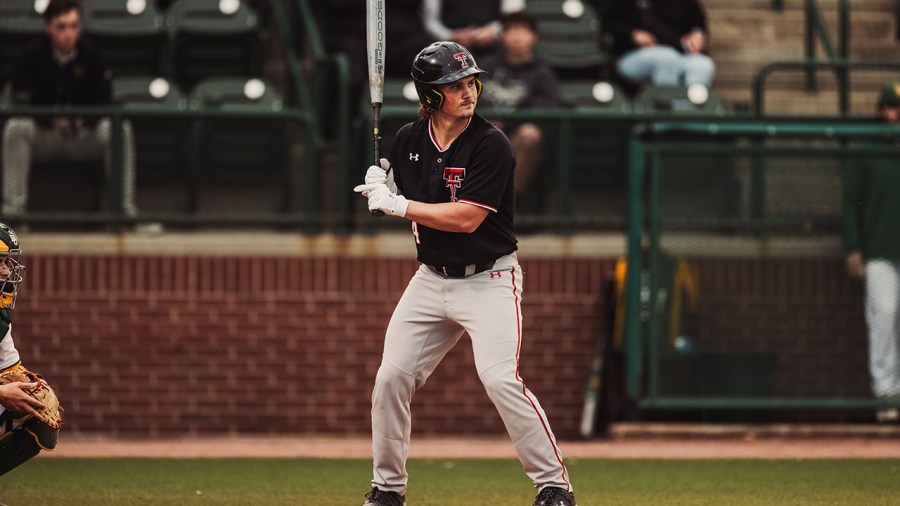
[
  {"xmin": 624, "ymin": 120, "xmax": 900, "ymax": 411},
  {"xmin": 0, "ymin": 105, "xmax": 319, "ymax": 232},
  {"xmin": 753, "ymin": 60, "xmax": 900, "ymax": 117}
]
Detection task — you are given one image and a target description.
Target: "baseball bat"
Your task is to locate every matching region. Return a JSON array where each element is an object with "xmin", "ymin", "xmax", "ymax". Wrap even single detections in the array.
[{"xmin": 366, "ymin": 0, "xmax": 386, "ymax": 217}]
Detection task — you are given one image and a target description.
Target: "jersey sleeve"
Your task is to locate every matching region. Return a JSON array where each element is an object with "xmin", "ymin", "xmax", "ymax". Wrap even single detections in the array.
[{"xmin": 455, "ymin": 127, "xmax": 514, "ymax": 212}]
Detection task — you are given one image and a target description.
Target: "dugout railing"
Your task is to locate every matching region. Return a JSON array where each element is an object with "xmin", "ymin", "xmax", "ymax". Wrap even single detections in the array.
[
  {"xmin": 623, "ymin": 120, "xmax": 900, "ymax": 415},
  {"xmin": 0, "ymin": 105, "xmax": 320, "ymax": 232}
]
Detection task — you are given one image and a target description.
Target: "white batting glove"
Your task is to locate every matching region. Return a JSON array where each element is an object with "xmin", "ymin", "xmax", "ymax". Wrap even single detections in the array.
[
  {"xmin": 362, "ymin": 158, "xmax": 395, "ymax": 196},
  {"xmin": 353, "ymin": 182, "xmax": 409, "ymax": 217}
]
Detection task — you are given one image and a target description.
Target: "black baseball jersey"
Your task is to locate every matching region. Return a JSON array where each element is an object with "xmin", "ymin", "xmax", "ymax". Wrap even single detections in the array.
[{"xmin": 389, "ymin": 113, "xmax": 517, "ymax": 267}]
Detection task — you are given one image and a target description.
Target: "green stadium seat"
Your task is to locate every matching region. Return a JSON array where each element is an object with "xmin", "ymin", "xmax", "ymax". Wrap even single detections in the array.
[
  {"xmin": 528, "ymin": 0, "xmax": 610, "ymax": 79},
  {"xmin": 187, "ymin": 77, "xmax": 292, "ymax": 213},
  {"xmin": 167, "ymin": 0, "xmax": 265, "ymax": 92},
  {"xmin": 0, "ymin": 0, "xmax": 45, "ymax": 90},
  {"xmin": 558, "ymin": 80, "xmax": 632, "ymax": 114},
  {"xmin": 112, "ymin": 76, "xmax": 190, "ymax": 195},
  {"xmin": 521, "ymin": 80, "xmax": 632, "ymax": 221},
  {"xmin": 82, "ymin": 0, "xmax": 168, "ymax": 78}
]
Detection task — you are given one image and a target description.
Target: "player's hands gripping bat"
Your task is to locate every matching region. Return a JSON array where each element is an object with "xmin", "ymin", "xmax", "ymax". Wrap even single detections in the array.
[{"xmin": 366, "ymin": 0, "xmax": 387, "ymax": 217}]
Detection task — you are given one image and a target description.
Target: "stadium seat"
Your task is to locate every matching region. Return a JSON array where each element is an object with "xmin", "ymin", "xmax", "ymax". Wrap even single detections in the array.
[
  {"xmin": 167, "ymin": 0, "xmax": 265, "ymax": 93},
  {"xmin": 112, "ymin": 76, "xmax": 190, "ymax": 200},
  {"xmin": 0, "ymin": 0, "xmax": 45, "ymax": 90},
  {"xmin": 533, "ymin": 80, "xmax": 633, "ymax": 220},
  {"xmin": 528, "ymin": 0, "xmax": 610, "ymax": 79},
  {"xmin": 82, "ymin": 0, "xmax": 167, "ymax": 78},
  {"xmin": 558, "ymin": 80, "xmax": 631, "ymax": 114},
  {"xmin": 186, "ymin": 77, "xmax": 292, "ymax": 213},
  {"xmin": 632, "ymin": 85, "xmax": 728, "ymax": 116}
]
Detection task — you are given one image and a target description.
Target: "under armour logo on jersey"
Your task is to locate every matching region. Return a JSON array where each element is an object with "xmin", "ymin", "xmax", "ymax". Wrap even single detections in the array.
[
  {"xmin": 443, "ymin": 167, "xmax": 465, "ymax": 202},
  {"xmin": 409, "ymin": 153, "xmax": 419, "ymax": 161},
  {"xmin": 489, "ymin": 271, "xmax": 502, "ymax": 278},
  {"xmin": 453, "ymin": 52, "xmax": 469, "ymax": 68}
]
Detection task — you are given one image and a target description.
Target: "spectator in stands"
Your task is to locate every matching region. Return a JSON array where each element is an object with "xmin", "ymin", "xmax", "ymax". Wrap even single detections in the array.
[
  {"xmin": 423, "ymin": 0, "xmax": 524, "ymax": 60},
  {"xmin": 478, "ymin": 11, "xmax": 560, "ymax": 211},
  {"xmin": 605, "ymin": 0, "xmax": 715, "ymax": 89},
  {"xmin": 842, "ymin": 80, "xmax": 900, "ymax": 423},
  {"xmin": 2, "ymin": 0, "xmax": 136, "ymax": 217}
]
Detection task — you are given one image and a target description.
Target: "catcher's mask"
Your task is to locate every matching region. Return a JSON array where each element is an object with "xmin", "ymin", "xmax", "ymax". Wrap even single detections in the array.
[
  {"xmin": 0, "ymin": 223, "xmax": 24, "ymax": 310},
  {"xmin": 411, "ymin": 41, "xmax": 484, "ymax": 111}
]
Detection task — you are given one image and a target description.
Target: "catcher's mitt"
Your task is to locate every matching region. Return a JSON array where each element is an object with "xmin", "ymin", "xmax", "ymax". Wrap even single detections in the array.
[{"xmin": 0, "ymin": 366, "xmax": 62, "ymax": 450}]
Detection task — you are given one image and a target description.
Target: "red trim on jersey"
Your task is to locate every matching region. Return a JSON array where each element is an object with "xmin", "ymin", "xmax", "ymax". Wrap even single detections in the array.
[
  {"xmin": 429, "ymin": 117, "xmax": 472, "ymax": 152},
  {"xmin": 457, "ymin": 199, "xmax": 497, "ymax": 213},
  {"xmin": 510, "ymin": 267, "xmax": 571, "ymax": 492}
]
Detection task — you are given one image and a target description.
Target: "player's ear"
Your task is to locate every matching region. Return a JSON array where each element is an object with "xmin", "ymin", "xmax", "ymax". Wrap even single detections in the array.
[{"xmin": 474, "ymin": 77, "xmax": 483, "ymax": 97}]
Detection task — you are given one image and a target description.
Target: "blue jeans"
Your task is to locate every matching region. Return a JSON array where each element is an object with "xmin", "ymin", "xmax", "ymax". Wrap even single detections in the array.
[{"xmin": 617, "ymin": 45, "xmax": 715, "ymax": 86}]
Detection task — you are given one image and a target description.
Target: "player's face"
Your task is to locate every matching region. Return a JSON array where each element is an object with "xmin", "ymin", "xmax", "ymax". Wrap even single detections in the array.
[
  {"xmin": 45, "ymin": 8, "xmax": 81, "ymax": 57},
  {"xmin": 438, "ymin": 76, "xmax": 479, "ymax": 119},
  {"xmin": 0, "ymin": 258, "xmax": 8, "ymax": 280}
]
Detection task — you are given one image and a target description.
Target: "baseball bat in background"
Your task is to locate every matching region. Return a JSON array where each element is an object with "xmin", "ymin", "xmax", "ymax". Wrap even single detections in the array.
[{"xmin": 366, "ymin": 0, "xmax": 386, "ymax": 217}]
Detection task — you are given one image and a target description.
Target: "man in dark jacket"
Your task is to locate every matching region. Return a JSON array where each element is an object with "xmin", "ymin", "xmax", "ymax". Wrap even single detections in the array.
[
  {"xmin": 842, "ymin": 81, "xmax": 900, "ymax": 423},
  {"xmin": 1, "ymin": 0, "xmax": 136, "ymax": 217},
  {"xmin": 606, "ymin": 0, "xmax": 715, "ymax": 87}
]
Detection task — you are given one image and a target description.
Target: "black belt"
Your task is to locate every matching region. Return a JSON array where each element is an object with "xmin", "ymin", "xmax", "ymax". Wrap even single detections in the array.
[{"xmin": 427, "ymin": 261, "xmax": 495, "ymax": 279}]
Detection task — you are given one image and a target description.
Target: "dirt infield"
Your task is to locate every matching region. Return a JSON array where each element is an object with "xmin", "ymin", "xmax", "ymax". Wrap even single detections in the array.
[{"xmin": 47, "ymin": 424, "xmax": 900, "ymax": 460}]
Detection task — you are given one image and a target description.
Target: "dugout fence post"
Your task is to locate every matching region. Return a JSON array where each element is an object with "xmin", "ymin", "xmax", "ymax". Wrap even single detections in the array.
[{"xmin": 624, "ymin": 136, "xmax": 645, "ymax": 400}]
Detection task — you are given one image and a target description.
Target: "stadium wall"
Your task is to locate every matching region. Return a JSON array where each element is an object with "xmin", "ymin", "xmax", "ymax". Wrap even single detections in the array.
[{"xmin": 10, "ymin": 234, "xmax": 869, "ymax": 438}]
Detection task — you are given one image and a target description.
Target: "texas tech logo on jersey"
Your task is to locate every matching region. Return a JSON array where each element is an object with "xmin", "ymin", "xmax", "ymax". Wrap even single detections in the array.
[{"xmin": 443, "ymin": 167, "xmax": 465, "ymax": 202}]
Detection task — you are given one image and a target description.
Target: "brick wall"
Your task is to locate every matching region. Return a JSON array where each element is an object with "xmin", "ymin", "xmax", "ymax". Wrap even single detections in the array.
[
  {"xmin": 12, "ymin": 255, "xmax": 612, "ymax": 438},
  {"xmin": 10, "ymin": 253, "xmax": 870, "ymax": 438}
]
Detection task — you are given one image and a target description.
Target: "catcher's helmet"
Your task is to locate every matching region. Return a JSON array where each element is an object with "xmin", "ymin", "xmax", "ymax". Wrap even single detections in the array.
[
  {"xmin": 411, "ymin": 41, "xmax": 484, "ymax": 110},
  {"xmin": 0, "ymin": 223, "xmax": 24, "ymax": 310}
]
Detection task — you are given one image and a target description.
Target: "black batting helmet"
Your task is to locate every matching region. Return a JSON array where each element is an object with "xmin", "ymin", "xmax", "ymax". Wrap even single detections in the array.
[{"xmin": 411, "ymin": 41, "xmax": 484, "ymax": 110}]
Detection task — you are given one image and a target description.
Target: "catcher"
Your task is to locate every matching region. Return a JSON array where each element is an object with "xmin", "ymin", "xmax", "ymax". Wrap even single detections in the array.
[{"xmin": 0, "ymin": 223, "xmax": 62, "ymax": 476}]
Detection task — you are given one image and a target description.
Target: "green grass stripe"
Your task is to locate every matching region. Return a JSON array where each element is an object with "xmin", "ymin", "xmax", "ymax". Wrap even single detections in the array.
[{"xmin": 1, "ymin": 458, "xmax": 899, "ymax": 505}]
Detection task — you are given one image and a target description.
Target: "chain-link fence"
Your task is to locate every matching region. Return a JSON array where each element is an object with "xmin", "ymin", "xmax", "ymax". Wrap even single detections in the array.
[{"xmin": 623, "ymin": 121, "xmax": 900, "ymax": 418}]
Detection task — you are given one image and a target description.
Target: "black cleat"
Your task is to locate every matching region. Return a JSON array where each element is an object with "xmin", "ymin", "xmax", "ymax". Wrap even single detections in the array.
[
  {"xmin": 362, "ymin": 487, "xmax": 406, "ymax": 506},
  {"xmin": 533, "ymin": 486, "xmax": 577, "ymax": 506}
]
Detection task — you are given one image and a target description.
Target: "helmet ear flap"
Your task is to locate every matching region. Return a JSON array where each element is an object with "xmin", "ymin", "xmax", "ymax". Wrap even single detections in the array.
[
  {"xmin": 414, "ymin": 80, "xmax": 445, "ymax": 110},
  {"xmin": 414, "ymin": 74, "xmax": 482, "ymax": 110}
]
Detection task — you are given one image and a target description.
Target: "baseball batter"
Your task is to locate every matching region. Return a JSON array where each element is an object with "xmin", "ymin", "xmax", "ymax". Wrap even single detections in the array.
[{"xmin": 354, "ymin": 42, "xmax": 576, "ymax": 506}]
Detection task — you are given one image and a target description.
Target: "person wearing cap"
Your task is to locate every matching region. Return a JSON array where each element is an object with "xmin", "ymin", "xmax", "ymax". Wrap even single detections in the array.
[
  {"xmin": 353, "ymin": 41, "xmax": 576, "ymax": 506},
  {"xmin": 842, "ymin": 80, "xmax": 900, "ymax": 423}
]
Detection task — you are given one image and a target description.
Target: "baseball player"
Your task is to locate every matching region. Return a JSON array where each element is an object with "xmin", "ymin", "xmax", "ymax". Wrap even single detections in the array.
[
  {"xmin": 354, "ymin": 41, "xmax": 576, "ymax": 506},
  {"xmin": 0, "ymin": 223, "xmax": 62, "ymax": 476}
]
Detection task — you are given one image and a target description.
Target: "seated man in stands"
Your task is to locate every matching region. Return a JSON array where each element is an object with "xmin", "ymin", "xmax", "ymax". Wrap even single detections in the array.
[
  {"xmin": 2, "ymin": 0, "xmax": 136, "ymax": 217},
  {"xmin": 606, "ymin": 0, "xmax": 715, "ymax": 89},
  {"xmin": 478, "ymin": 10, "xmax": 560, "ymax": 213}
]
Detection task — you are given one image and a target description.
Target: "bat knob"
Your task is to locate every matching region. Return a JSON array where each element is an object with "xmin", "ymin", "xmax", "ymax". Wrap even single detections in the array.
[{"xmin": 371, "ymin": 210, "xmax": 386, "ymax": 217}]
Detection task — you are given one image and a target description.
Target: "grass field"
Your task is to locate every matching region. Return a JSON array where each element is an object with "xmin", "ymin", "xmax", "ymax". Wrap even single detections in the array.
[{"xmin": 2, "ymin": 457, "xmax": 900, "ymax": 505}]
